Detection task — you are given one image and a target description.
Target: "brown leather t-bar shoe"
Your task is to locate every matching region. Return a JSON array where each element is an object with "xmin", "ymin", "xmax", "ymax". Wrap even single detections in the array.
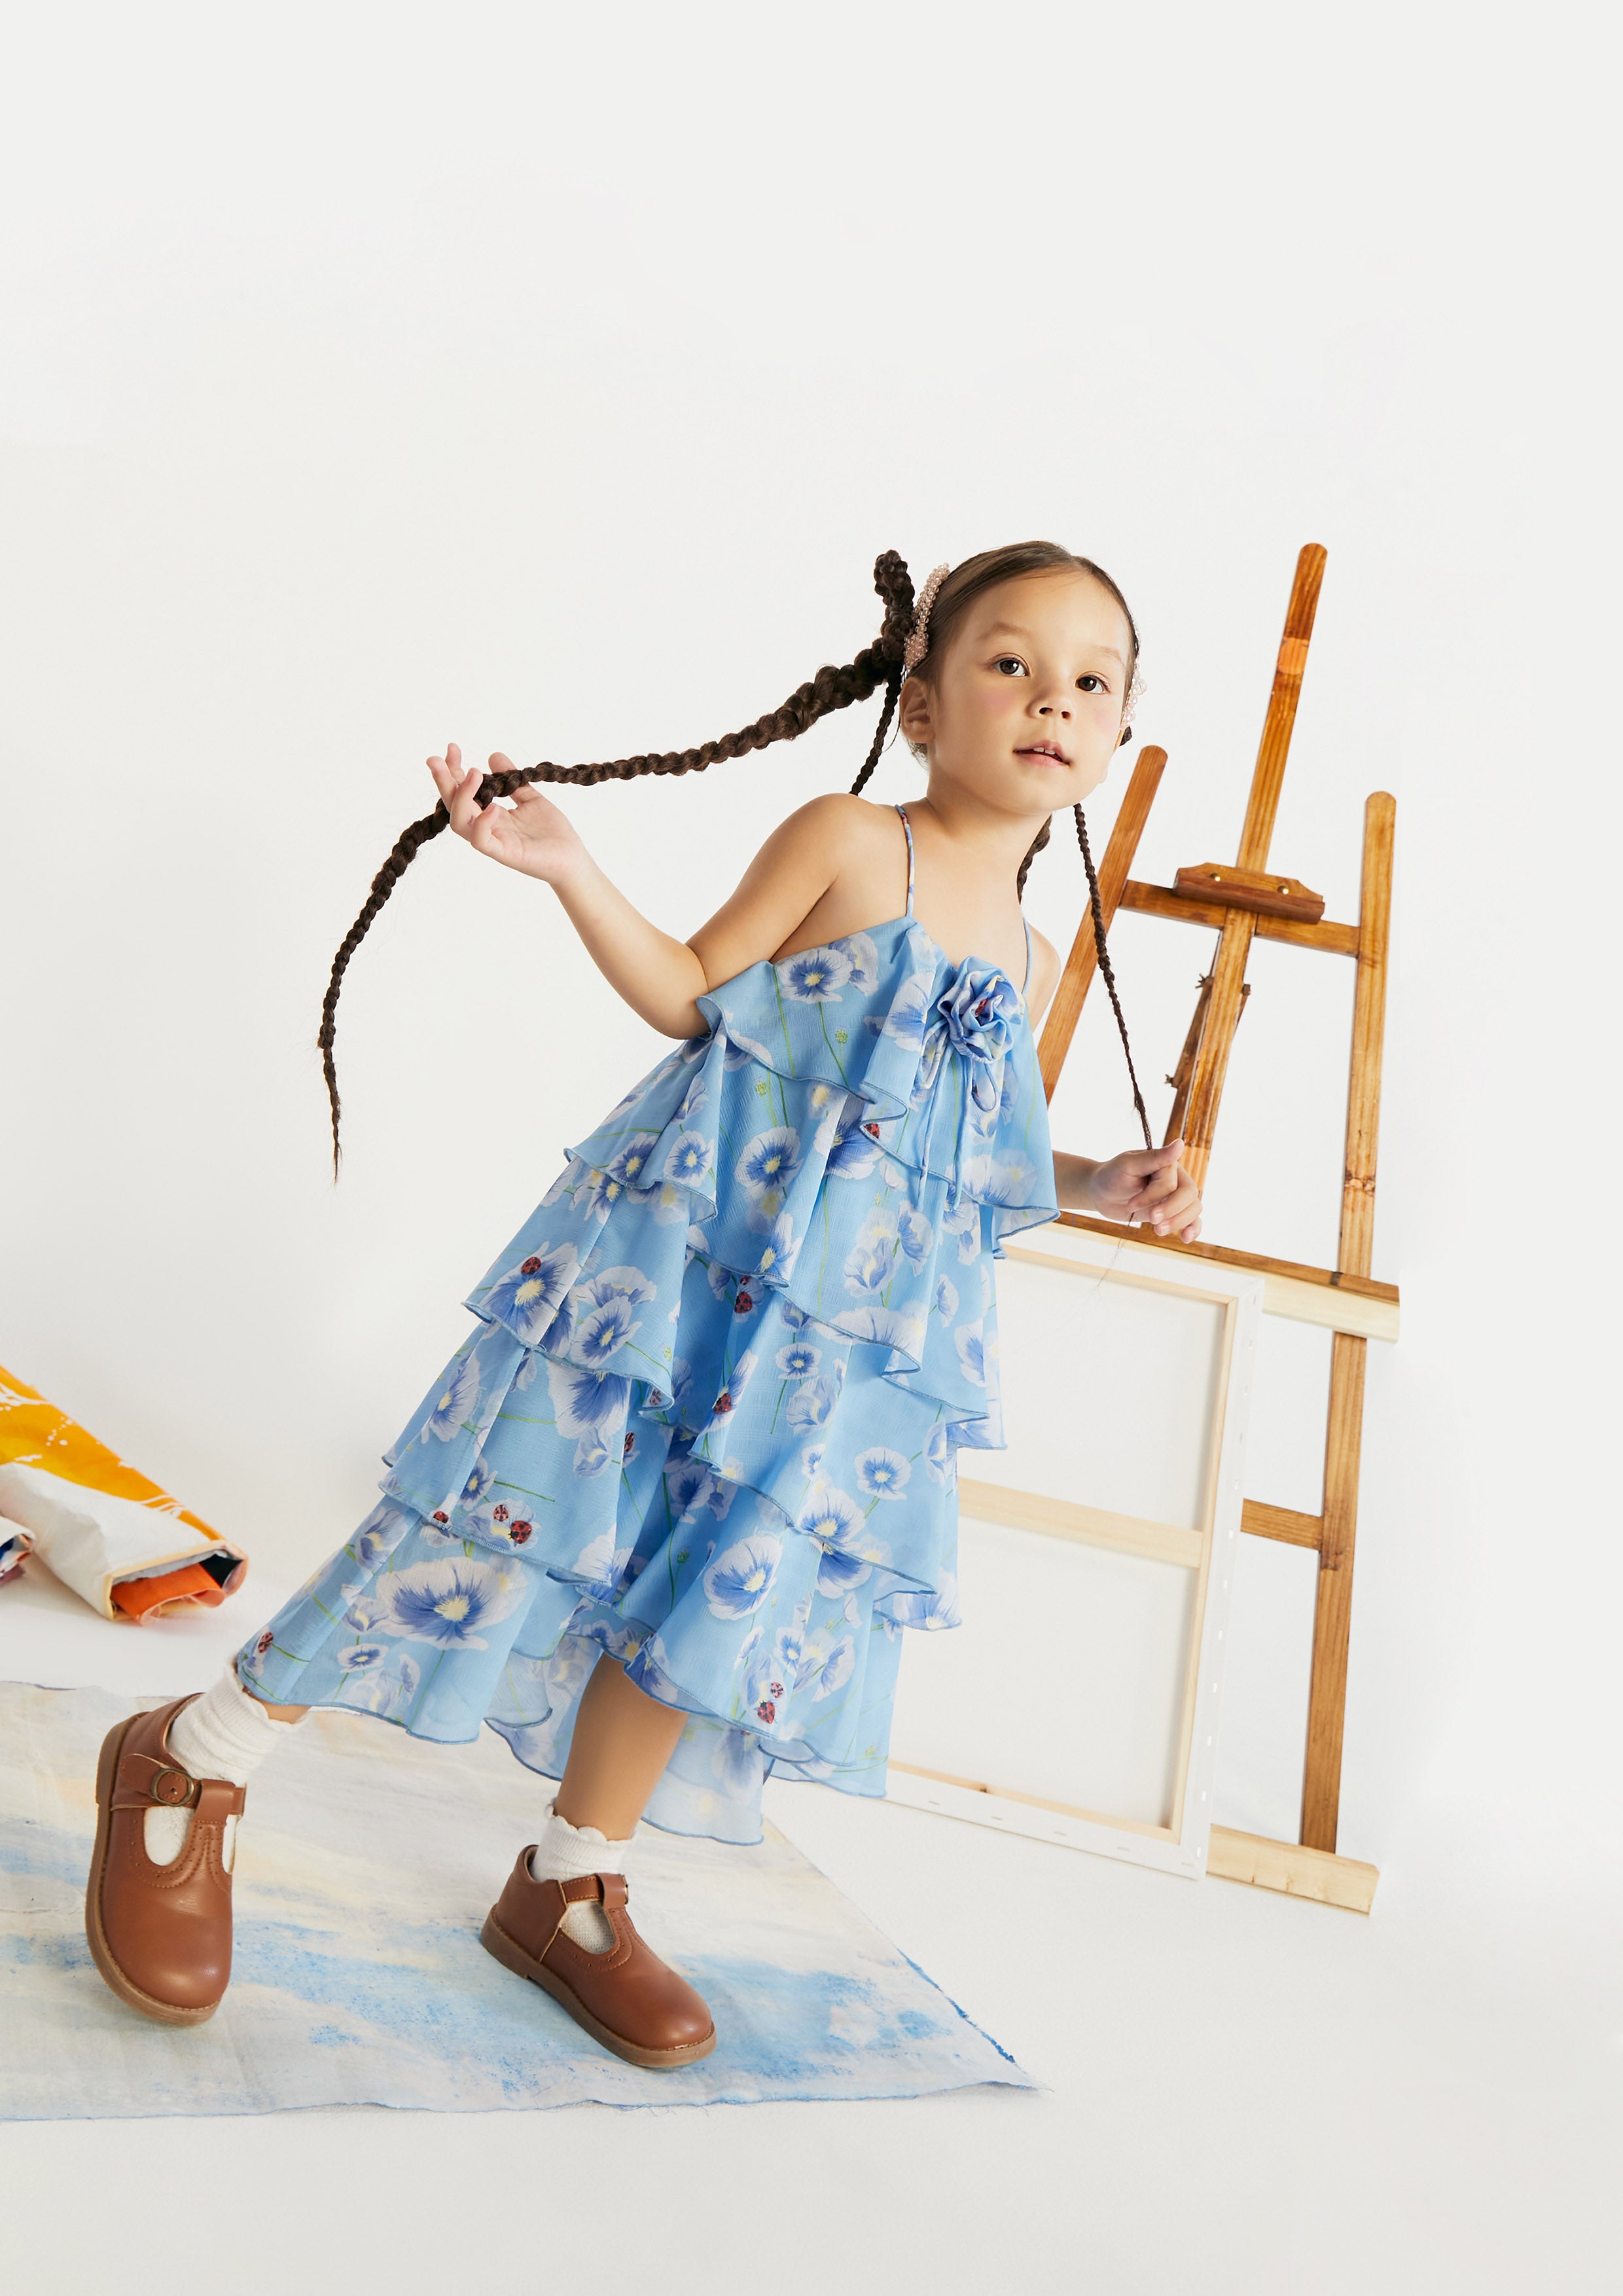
[
  {"xmin": 84, "ymin": 1695, "xmax": 246, "ymax": 2027},
  {"xmin": 481, "ymin": 1852, "xmax": 717, "ymax": 2070}
]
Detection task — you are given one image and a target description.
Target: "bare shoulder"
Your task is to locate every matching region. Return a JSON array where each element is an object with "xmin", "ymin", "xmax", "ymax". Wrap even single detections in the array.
[
  {"xmin": 1023, "ymin": 922, "xmax": 1065, "ymax": 1027},
  {"xmin": 685, "ymin": 791, "xmax": 904, "ymax": 987}
]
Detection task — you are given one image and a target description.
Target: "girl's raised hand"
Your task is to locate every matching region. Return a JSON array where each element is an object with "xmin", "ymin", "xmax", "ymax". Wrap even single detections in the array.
[
  {"xmin": 1088, "ymin": 1137, "xmax": 1203, "ymax": 1242},
  {"xmin": 425, "ymin": 744, "xmax": 586, "ymax": 888}
]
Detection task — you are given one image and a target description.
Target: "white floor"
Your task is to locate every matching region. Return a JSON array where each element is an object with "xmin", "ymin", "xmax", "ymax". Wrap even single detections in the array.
[{"xmin": 5, "ymin": 1564, "xmax": 1613, "ymax": 2296}]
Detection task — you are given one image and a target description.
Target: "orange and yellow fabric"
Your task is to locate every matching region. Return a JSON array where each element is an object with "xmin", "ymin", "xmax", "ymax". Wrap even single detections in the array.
[{"xmin": 0, "ymin": 1363, "xmax": 248, "ymax": 1621}]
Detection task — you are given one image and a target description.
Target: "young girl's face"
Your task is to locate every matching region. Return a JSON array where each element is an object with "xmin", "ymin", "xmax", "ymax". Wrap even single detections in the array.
[{"xmin": 900, "ymin": 568, "xmax": 1135, "ymax": 815}]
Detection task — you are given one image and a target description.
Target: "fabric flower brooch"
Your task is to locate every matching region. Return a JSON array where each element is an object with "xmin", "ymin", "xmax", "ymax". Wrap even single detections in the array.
[{"xmin": 929, "ymin": 963, "xmax": 1024, "ymax": 1110}]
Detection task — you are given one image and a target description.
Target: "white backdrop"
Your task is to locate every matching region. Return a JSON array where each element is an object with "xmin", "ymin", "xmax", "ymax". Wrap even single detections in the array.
[{"xmin": 3, "ymin": 3, "xmax": 1616, "ymax": 2285}]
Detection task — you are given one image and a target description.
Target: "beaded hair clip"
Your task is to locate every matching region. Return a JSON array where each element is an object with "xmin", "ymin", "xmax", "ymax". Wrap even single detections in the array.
[{"xmin": 901, "ymin": 563, "xmax": 952, "ymax": 674}]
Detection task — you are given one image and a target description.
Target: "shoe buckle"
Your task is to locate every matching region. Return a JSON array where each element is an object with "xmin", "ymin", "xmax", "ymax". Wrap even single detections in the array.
[{"xmin": 149, "ymin": 1767, "xmax": 200, "ymax": 1807}]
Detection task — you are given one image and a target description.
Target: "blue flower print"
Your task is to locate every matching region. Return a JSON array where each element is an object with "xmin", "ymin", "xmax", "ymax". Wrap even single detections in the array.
[
  {"xmin": 954, "ymin": 1319, "xmax": 990, "ymax": 1386},
  {"xmin": 776, "ymin": 1338, "xmax": 822, "ymax": 1379},
  {"xmin": 833, "ymin": 1302, "xmax": 925, "ymax": 1354},
  {"xmin": 345, "ymin": 1652, "xmax": 421, "ymax": 1717},
  {"xmin": 720, "ymin": 1024, "xmax": 778, "ymax": 1073},
  {"xmin": 581, "ymin": 1168, "xmax": 631, "ymax": 1222},
  {"xmin": 419, "ymin": 1351, "xmax": 482, "ymax": 1443},
  {"xmin": 658, "ymin": 1355, "xmax": 696, "ymax": 1416},
  {"xmin": 664, "ymin": 1129, "xmax": 713, "ymax": 1187},
  {"xmin": 800, "ymin": 1439, "xmax": 827, "ymax": 1480},
  {"xmin": 934, "ymin": 1274, "xmax": 959, "ymax": 1319},
  {"xmin": 344, "ymin": 1598, "xmax": 383, "ymax": 1632},
  {"xmin": 778, "ymin": 945, "xmax": 852, "ymax": 1003},
  {"xmin": 576, "ymin": 1264, "xmax": 658, "ymax": 1313},
  {"xmin": 753, "ymin": 1211, "xmax": 800, "ymax": 1281},
  {"xmin": 844, "ymin": 1212, "xmax": 895, "ymax": 1304},
  {"xmin": 942, "ymin": 1196, "xmax": 982, "ymax": 1263},
  {"xmin": 571, "ymin": 1528, "xmax": 633, "ymax": 1594},
  {"xmin": 651, "ymin": 1181, "xmax": 689, "ymax": 1228},
  {"xmin": 842, "ymin": 931, "xmax": 880, "ymax": 994},
  {"xmin": 796, "ymin": 1484, "xmax": 863, "ymax": 1548},
  {"xmin": 959, "ymin": 1151, "xmax": 1039, "ymax": 1204},
  {"xmin": 572, "ymin": 1428, "xmax": 615, "ymax": 1477},
  {"xmin": 632, "ymin": 1632, "xmax": 686, "ymax": 1707},
  {"xmin": 349, "ymin": 1501, "xmax": 414, "ymax": 1571},
  {"xmin": 704, "ymin": 1257, "xmax": 735, "ymax": 1304},
  {"xmin": 336, "ymin": 1640, "xmax": 388, "ymax": 1672},
  {"xmin": 703, "ymin": 1534, "xmax": 783, "ymax": 1619},
  {"xmin": 736, "ymin": 1125, "xmax": 803, "ymax": 1204},
  {"xmin": 461, "ymin": 1456, "xmax": 497, "ymax": 1509},
  {"xmin": 710, "ymin": 1725, "xmax": 764, "ymax": 1803},
  {"xmin": 666, "ymin": 1454, "xmax": 736, "ymax": 1524},
  {"xmin": 546, "ymin": 1356, "xmax": 631, "ymax": 1437},
  {"xmin": 827, "ymin": 1121, "xmax": 881, "ymax": 1181},
  {"xmin": 868, "ymin": 971, "xmax": 932, "ymax": 1050},
  {"xmin": 887, "ymin": 1569, "xmax": 961, "ymax": 1630},
  {"xmin": 816, "ymin": 1545, "xmax": 870, "ymax": 1595},
  {"xmin": 574, "ymin": 1292, "xmax": 642, "ymax": 1368},
  {"xmin": 855, "ymin": 1446, "xmax": 911, "ymax": 1500},
  {"xmin": 897, "ymin": 1206, "xmax": 935, "ymax": 1265},
  {"xmin": 810, "ymin": 1631, "xmax": 857, "ymax": 1700},
  {"xmin": 605, "ymin": 1132, "xmax": 660, "ymax": 1187},
  {"xmin": 779, "ymin": 1298, "xmax": 810, "ymax": 1331},
  {"xmin": 785, "ymin": 1374, "xmax": 839, "ymax": 1433},
  {"xmin": 486, "ymin": 1242, "xmax": 580, "ymax": 1342},
  {"xmin": 925, "ymin": 1421, "xmax": 955, "ymax": 1486},
  {"xmin": 375, "ymin": 1556, "xmax": 525, "ymax": 1650}
]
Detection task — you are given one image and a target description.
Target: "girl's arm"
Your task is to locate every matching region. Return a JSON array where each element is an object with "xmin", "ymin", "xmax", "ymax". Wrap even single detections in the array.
[{"xmin": 428, "ymin": 747, "xmax": 850, "ymax": 1039}]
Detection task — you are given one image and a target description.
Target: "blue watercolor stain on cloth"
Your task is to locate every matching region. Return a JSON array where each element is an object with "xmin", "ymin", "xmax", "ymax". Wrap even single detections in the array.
[{"xmin": 1, "ymin": 1683, "xmax": 1037, "ymax": 2119}]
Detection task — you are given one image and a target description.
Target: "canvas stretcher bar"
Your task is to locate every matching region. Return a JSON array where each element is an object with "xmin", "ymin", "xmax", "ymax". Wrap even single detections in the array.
[{"xmin": 885, "ymin": 1225, "xmax": 1262, "ymax": 1880}]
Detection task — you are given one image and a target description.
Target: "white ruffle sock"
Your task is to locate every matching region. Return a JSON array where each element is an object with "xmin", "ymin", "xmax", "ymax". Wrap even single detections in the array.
[
  {"xmin": 528, "ymin": 1801, "xmax": 636, "ymax": 1952},
  {"xmin": 144, "ymin": 1664, "xmax": 306, "ymax": 1871}
]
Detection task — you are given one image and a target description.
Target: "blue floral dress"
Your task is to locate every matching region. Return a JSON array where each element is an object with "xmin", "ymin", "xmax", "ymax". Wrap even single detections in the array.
[{"xmin": 239, "ymin": 804, "xmax": 1059, "ymax": 1843}]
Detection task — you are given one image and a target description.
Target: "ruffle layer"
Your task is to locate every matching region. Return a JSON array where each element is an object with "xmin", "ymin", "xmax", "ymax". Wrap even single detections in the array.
[{"xmin": 238, "ymin": 924, "xmax": 1056, "ymax": 1842}]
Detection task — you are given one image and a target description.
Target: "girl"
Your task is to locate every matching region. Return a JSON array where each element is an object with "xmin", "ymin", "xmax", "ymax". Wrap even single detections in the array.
[{"xmin": 84, "ymin": 541, "xmax": 1202, "ymax": 2069}]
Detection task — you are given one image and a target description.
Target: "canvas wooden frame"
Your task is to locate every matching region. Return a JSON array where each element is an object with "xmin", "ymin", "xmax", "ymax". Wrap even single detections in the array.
[{"xmin": 885, "ymin": 1224, "xmax": 1263, "ymax": 1882}]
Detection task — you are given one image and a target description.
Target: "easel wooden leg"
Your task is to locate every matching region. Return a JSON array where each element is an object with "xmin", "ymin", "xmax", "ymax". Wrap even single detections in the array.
[
  {"xmin": 1039, "ymin": 745, "xmax": 1166, "ymax": 1102},
  {"xmin": 1299, "ymin": 792, "xmax": 1393, "ymax": 1854},
  {"xmin": 1301, "ymin": 1329, "xmax": 1366, "ymax": 1849}
]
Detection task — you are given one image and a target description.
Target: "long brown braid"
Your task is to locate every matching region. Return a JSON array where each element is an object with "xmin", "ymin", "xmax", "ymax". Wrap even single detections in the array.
[
  {"xmin": 319, "ymin": 552, "xmax": 917, "ymax": 1170},
  {"xmin": 319, "ymin": 542, "xmax": 1152, "ymax": 1169}
]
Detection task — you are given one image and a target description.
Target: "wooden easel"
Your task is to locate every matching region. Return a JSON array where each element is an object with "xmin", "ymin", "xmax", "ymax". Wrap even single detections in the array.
[{"xmin": 1039, "ymin": 545, "xmax": 1395, "ymax": 1914}]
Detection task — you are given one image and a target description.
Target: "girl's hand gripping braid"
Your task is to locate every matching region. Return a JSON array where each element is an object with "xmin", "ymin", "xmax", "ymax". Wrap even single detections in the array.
[
  {"xmin": 1067, "ymin": 1136, "xmax": 1204, "ymax": 1242},
  {"xmin": 427, "ymin": 742, "xmax": 713, "ymax": 1039}
]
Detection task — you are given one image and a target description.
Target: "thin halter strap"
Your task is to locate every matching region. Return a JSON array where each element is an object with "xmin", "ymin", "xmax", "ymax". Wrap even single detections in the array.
[
  {"xmin": 896, "ymin": 801, "xmax": 1031, "ymax": 995},
  {"xmin": 893, "ymin": 802, "xmax": 916, "ymax": 916}
]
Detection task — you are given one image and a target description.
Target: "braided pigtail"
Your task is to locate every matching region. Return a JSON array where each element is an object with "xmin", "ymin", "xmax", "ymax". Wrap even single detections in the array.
[
  {"xmin": 1016, "ymin": 815, "xmax": 1052, "ymax": 900},
  {"xmin": 1073, "ymin": 803, "xmax": 1153, "ymax": 1150},
  {"xmin": 320, "ymin": 552, "xmax": 917, "ymax": 1173}
]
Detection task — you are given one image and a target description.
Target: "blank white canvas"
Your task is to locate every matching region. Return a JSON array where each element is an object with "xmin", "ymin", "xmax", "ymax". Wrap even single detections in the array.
[
  {"xmin": 888, "ymin": 1513, "xmax": 1198, "ymax": 1827},
  {"xmin": 980, "ymin": 1245, "xmax": 1228, "ymax": 1530},
  {"xmin": 885, "ymin": 1225, "xmax": 1260, "ymax": 1874}
]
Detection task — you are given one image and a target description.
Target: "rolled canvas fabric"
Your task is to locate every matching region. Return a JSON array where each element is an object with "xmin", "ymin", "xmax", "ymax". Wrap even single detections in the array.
[
  {"xmin": 0, "ymin": 1365, "xmax": 247, "ymax": 1619},
  {"xmin": 0, "ymin": 1462, "xmax": 245, "ymax": 1618}
]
